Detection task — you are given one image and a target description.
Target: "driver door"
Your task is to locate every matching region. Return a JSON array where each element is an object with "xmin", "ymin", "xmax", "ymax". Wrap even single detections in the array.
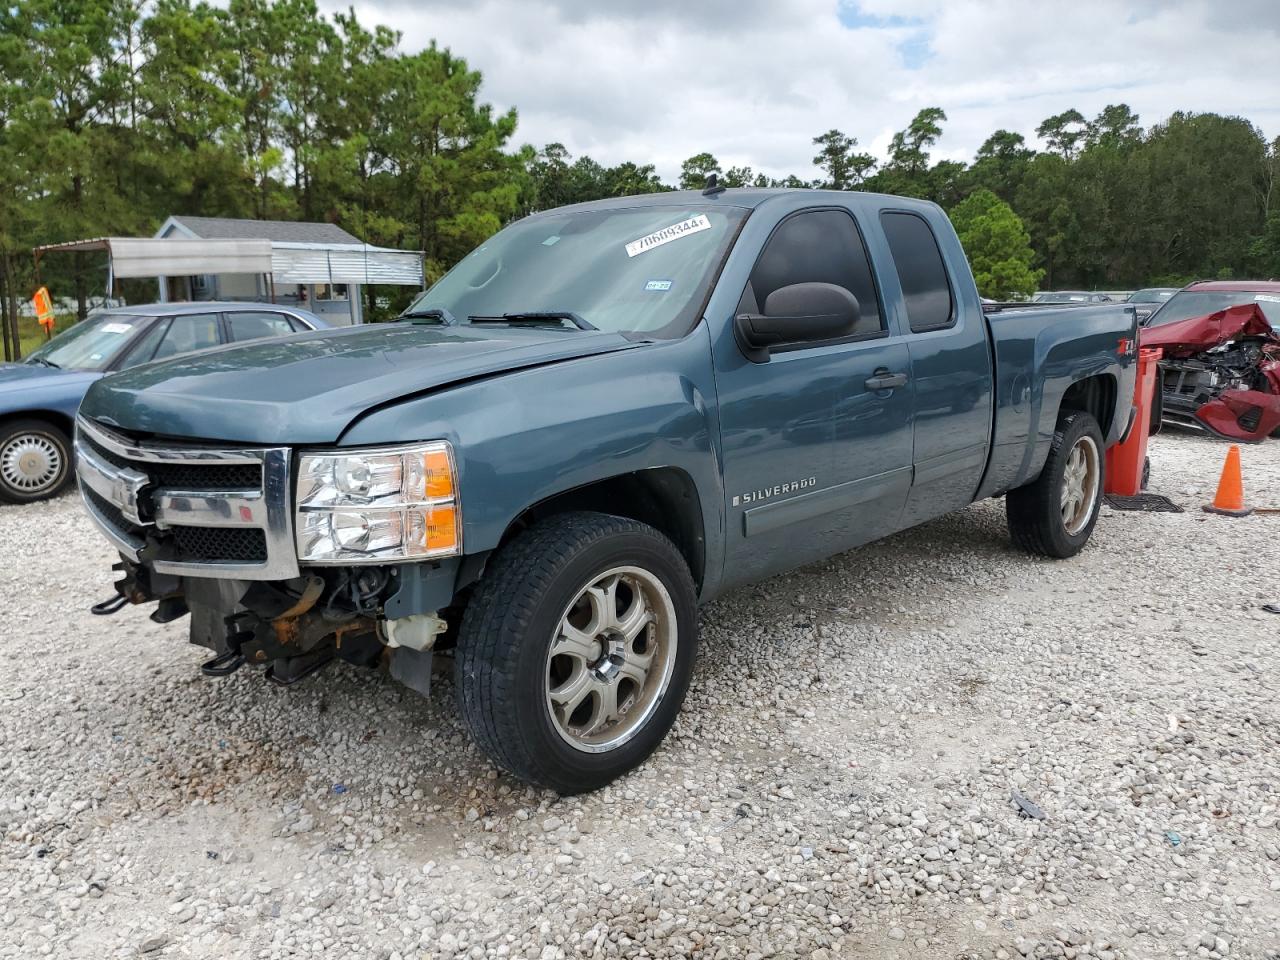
[{"xmin": 712, "ymin": 207, "xmax": 915, "ymax": 589}]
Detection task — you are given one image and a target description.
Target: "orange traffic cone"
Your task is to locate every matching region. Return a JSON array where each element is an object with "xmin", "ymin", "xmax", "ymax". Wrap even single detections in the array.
[{"xmin": 1203, "ymin": 445, "xmax": 1253, "ymax": 517}]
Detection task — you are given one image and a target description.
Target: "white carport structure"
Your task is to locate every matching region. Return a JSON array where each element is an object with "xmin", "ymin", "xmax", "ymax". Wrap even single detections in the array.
[
  {"xmin": 267, "ymin": 242, "xmax": 427, "ymax": 290},
  {"xmin": 34, "ymin": 237, "xmax": 274, "ymax": 286},
  {"xmin": 34, "ymin": 221, "xmax": 426, "ymax": 325}
]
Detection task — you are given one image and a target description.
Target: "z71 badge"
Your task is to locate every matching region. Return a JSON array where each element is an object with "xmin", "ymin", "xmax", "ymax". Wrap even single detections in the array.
[{"xmin": 733, "ymin": 477, "xmax": 817, "ymax": 507}]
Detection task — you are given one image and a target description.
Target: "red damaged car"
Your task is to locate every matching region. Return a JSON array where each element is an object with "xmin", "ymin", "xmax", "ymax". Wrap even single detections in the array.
[{"xmin": 1141, "ymin": 280, "xmax": 1280, "ymax": 442}]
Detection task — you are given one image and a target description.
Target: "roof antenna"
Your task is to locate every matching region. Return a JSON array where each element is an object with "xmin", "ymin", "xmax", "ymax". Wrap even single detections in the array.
[{"xmin": 702, "ymin": 173, "xmax": 726, "ymax": 197}]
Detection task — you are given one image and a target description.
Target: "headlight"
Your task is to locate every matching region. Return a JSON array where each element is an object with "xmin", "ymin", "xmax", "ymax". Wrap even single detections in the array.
[{"xmin": 295, "ymin": 441, "xmax": 460, "ymax": 563}]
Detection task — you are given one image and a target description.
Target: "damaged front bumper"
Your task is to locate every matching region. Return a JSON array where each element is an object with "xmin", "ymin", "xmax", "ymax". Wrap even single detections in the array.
[
  {"xmin": 93, "ymin": 553, "xmax": 463, "ymax": 696},
  {"xmin": 76, "ymin": 415, "xmax": 470, "ymax": 694}
]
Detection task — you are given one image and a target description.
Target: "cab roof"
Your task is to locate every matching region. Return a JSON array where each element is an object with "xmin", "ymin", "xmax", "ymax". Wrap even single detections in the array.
[{"xmin": 530, "ymin": 187, "xmax": 940, "ymax": 217}]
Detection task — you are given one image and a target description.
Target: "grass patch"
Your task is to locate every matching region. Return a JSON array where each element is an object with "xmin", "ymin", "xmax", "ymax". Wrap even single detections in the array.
[{"xmin": 5, "ymin": 313, "xmax": 78, "ymax": 360}]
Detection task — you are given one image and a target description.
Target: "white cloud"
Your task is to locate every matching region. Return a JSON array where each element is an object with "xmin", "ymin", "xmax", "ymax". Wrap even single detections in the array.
[{"xmin": 323, "ymin": 0, "xmax": 1280, "ymax": 181}]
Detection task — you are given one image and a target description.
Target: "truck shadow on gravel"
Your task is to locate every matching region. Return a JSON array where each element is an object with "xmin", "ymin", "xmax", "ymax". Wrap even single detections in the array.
[
  {"xmin": 103, "ymin": 501, "xmax": 1023, "ymax": 829},
  {"xmin": 697, "ymin": 500, "xmax": 1017, "ymax": 650}
]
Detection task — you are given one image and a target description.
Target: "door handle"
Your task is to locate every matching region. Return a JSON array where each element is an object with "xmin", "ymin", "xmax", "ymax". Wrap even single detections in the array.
[{"xmin": 864, "ymin": 369, "xmax": 908, "ymax": 391}]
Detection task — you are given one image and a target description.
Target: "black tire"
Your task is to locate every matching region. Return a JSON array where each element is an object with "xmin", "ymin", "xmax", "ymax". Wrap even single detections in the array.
[
  {"xmin": 0, "ymin": 418, "xmax": 73, "ymax": 504},
  {"xmin": 455, "ymin": 511, "xmax": 698, "ymax": 794},
  {"xmin": 1006, "ymin": 410, "xmax": 1105, "ymax": 559}
]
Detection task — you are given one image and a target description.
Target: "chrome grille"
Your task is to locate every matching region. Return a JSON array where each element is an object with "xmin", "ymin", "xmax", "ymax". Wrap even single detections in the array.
[
  {"xmin": 82, "ymin": 484, "xmax": 134, "ymax": 535},
  {"xmin": 80, "ymin": 432, "xmax": 264, "ymax": 490},
  {"xmin": 152, "ymin": 461, "xmax": 263, "ymax": 491},
  {"xmin": 75, "ymin": 416, "xmax": 298, "ymax": 580},
  {"xmin": 171, "ymin": 525, "xmax": 269, "ymax": 564}
]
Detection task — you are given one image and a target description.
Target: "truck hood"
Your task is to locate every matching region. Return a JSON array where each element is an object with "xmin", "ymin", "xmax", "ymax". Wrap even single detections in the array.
[{"xmin": 80, "ymin": 323, "xmax": 642, "ymax": 444}]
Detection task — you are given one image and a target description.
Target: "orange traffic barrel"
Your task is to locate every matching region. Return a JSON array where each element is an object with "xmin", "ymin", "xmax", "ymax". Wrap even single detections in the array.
[{"xmin": 1105, "ymin": 347, "xmax": 1162, "ymax": 497}]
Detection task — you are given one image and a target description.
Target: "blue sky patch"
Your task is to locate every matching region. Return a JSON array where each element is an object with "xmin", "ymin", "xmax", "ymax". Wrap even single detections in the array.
[
  {"xmin": 838, "ymin": 3, "xmax": 934, "ymax": 69},
  {"xmin": 836, "ymin": 4, "xmax": 924, "ymax": 30},
  {"xmin": 897, "ymin": 34, "xmax": 932, "ymax": 70}
]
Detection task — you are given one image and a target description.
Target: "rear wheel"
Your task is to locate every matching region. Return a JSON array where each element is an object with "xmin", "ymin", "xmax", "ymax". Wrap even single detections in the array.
[
  {"xmin": 455, "ymin": 511, "xmax": 697, "ymax": 794},
  {"xmin": 1007, "ymin": 411, "xmax": 1105, "ymax": 559},
  {"xmin": 0, "ymin": 419, "xmax": 72, "ymax": 504}
]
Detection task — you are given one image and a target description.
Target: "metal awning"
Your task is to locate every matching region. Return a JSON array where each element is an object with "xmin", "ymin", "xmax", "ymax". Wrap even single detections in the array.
[
  {"xmin": 271, "ymin": 243, "xmax": 425, "ymax": 285},
  {"xmin": 34, "ymin": 237, "xmax": 273, "ymax": 278},
  {"xmin": 33, "ymin": 237, "xmax": 425, "ymax": 286}
]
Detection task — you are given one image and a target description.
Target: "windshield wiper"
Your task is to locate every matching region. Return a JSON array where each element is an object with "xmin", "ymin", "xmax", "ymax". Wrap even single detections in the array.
[
  {"xmin": 468, "ymin": 311, "xmax": 597, "ymax": 331},
  {"xmin": 25, "ymin": 357, "xmax": 60, "ymax": 369},
  {"xmin": 397, "ymin": 307, "xmax": 456, "ymax": 325}
]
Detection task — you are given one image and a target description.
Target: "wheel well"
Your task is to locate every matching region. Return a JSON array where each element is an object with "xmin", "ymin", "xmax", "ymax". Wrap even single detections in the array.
[
  {"xmin": 499, "ymin": 468, "xmax": 707, "ymax": 590},
  {"xmin": 1059, "ymin": 375, "xmax": 1117, "ymax": 437},
  {"xmin": 1, "ymin": 409, "xmax": 75, "ymax": 440}
]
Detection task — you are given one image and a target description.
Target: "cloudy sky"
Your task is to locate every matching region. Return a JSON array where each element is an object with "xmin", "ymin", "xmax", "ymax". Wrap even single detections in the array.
[{"xmin": 320, "ymin": 0, "xmax": 1279, "ymax": 182}]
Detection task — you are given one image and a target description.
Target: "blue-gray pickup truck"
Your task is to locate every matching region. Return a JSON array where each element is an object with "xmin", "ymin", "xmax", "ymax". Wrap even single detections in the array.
[{"xmin": 76, "ymin": 189, "xmax": 1137, "ymax": 793}]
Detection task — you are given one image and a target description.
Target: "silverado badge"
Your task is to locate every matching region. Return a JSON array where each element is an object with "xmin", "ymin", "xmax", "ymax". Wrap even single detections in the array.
[{"xmin": 733, "ymin": 477, "xmax": 817, "ymax": 507}]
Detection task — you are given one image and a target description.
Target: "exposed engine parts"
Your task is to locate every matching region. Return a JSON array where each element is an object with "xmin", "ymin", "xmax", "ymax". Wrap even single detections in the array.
[
  {"xmin": 89, "ymin": 557, "xmax": 449, "ymax": 691},
  {"xmin": 1143, "ymin": 303, "xmax": 1280, "ymax": 442}
]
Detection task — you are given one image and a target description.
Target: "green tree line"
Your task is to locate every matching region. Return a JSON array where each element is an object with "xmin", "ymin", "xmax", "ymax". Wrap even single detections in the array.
[
  {"xmin": 648, "ymin": 105, "xmax": 1279, "ymax": 298},
  {"xmin": 3, "ymin": 0, "xmax": 1278, "ymax": 357}
]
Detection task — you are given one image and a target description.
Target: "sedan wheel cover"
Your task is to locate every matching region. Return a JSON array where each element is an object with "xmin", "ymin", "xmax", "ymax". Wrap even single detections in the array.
[
  {"xmin": 1060, "ymin": 434, "xmax": 1100, "ymax": 536},
  {"xmin": 544, "ymin": 565, "xmax": 678, "ymax": 754},
  {"xmin": 0, "ymin": 433, "xmax": 63, "ymax": 494}
]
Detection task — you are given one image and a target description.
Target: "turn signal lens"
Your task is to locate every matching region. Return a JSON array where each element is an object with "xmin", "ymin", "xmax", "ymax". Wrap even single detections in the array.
[
  {"xmin": 406, "ymin": 448, "xmax": 455, "ymax": 501},
  {"xmin": 408, "ymin": 502, "xmax": 459, "ymax": 555}
]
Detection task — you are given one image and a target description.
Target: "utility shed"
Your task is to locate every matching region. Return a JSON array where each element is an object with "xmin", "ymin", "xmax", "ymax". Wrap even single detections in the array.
[{"xmin": 154, "ymin": 215, "xmax": 425, "ymax": 325}]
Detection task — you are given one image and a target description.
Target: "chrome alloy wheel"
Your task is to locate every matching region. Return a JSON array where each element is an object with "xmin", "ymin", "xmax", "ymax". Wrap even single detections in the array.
[
  {"xmin": 0, "ymin": 432, "xmax": 63, "ymax": 495},
  {"xmin": 544, "ymin": 565, "xmax": 678, "ymax": 754},
  {"xmin": 1060, "ymin": 434, "xmax": 1100, "ymax": 536}
]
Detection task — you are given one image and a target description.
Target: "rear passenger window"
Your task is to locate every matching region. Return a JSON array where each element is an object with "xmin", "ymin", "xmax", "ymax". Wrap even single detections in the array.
[
  {"xmin": 227, "ymin": 311, "xmax": 298, "ymax": 342},
  {"xmin": 740, "ymin": 209, "xmax": 883, "ymax": 339},
  {"xmin": 881, "ymin": 212, "xmax": 954, "ymax": 332}
]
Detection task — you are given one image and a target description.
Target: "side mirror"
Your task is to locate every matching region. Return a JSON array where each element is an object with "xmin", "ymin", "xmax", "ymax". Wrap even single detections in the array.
[{"xmin": 734, "ymin": 282, "xmax": 860, "ymax": 362}]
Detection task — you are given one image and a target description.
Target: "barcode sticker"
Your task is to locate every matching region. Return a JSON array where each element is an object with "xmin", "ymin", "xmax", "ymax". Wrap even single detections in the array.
[{"xmin": 625, "ymin": 215, "xmax": 711, "ymax": 258}]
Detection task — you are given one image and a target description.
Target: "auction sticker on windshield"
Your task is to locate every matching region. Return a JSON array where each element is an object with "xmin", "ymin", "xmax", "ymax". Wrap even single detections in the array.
[{"xmin": 625, "ymin": 215, "xmax": 712, "ymax": 258}]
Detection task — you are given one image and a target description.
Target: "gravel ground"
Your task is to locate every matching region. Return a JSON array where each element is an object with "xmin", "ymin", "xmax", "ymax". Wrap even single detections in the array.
[{"xmin": 1, "ymin": 429, "xmax": 1278, "ymax": 960}]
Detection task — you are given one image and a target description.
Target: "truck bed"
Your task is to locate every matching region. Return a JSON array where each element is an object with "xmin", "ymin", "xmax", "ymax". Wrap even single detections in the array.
[{"xmin": 977, "ymin": 303, "xmax": 1138, "ymax": 500}]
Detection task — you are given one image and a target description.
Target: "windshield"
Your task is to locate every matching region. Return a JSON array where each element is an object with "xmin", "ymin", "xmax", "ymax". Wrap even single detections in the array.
[
  {"xmin": 1146, "ymin": 290, "xmax": 1280, "ymax": 327},
  {"xmin": 23, "ymin": 313, "xmax": 150, "ymax": 371},
  {"xmin": 1126, "ymin": 288, "xmax": 1175, "ymax": 303},
  {"xmin": 404, "ymin": 205, "xmax": 748, "ymax": 338}
]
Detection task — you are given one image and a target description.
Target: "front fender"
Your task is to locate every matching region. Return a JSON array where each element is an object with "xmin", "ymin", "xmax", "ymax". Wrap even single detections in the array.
[{"xmin": 339, "ymin": 327, "xmax": 725, "ymax": 593}]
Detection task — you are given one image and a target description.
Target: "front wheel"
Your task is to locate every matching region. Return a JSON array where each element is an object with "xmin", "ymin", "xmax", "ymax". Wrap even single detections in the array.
[
  {"xmin": 455, "ymin": 512, "xmax": 697, "ymax": 794},
  {"xmin": 0, "ymin": 419, "xmax": 73, "ymax": 504},
  {"xmin": 1006, "ymin": 410, "xmax": 1105, "ymax": 559}
]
